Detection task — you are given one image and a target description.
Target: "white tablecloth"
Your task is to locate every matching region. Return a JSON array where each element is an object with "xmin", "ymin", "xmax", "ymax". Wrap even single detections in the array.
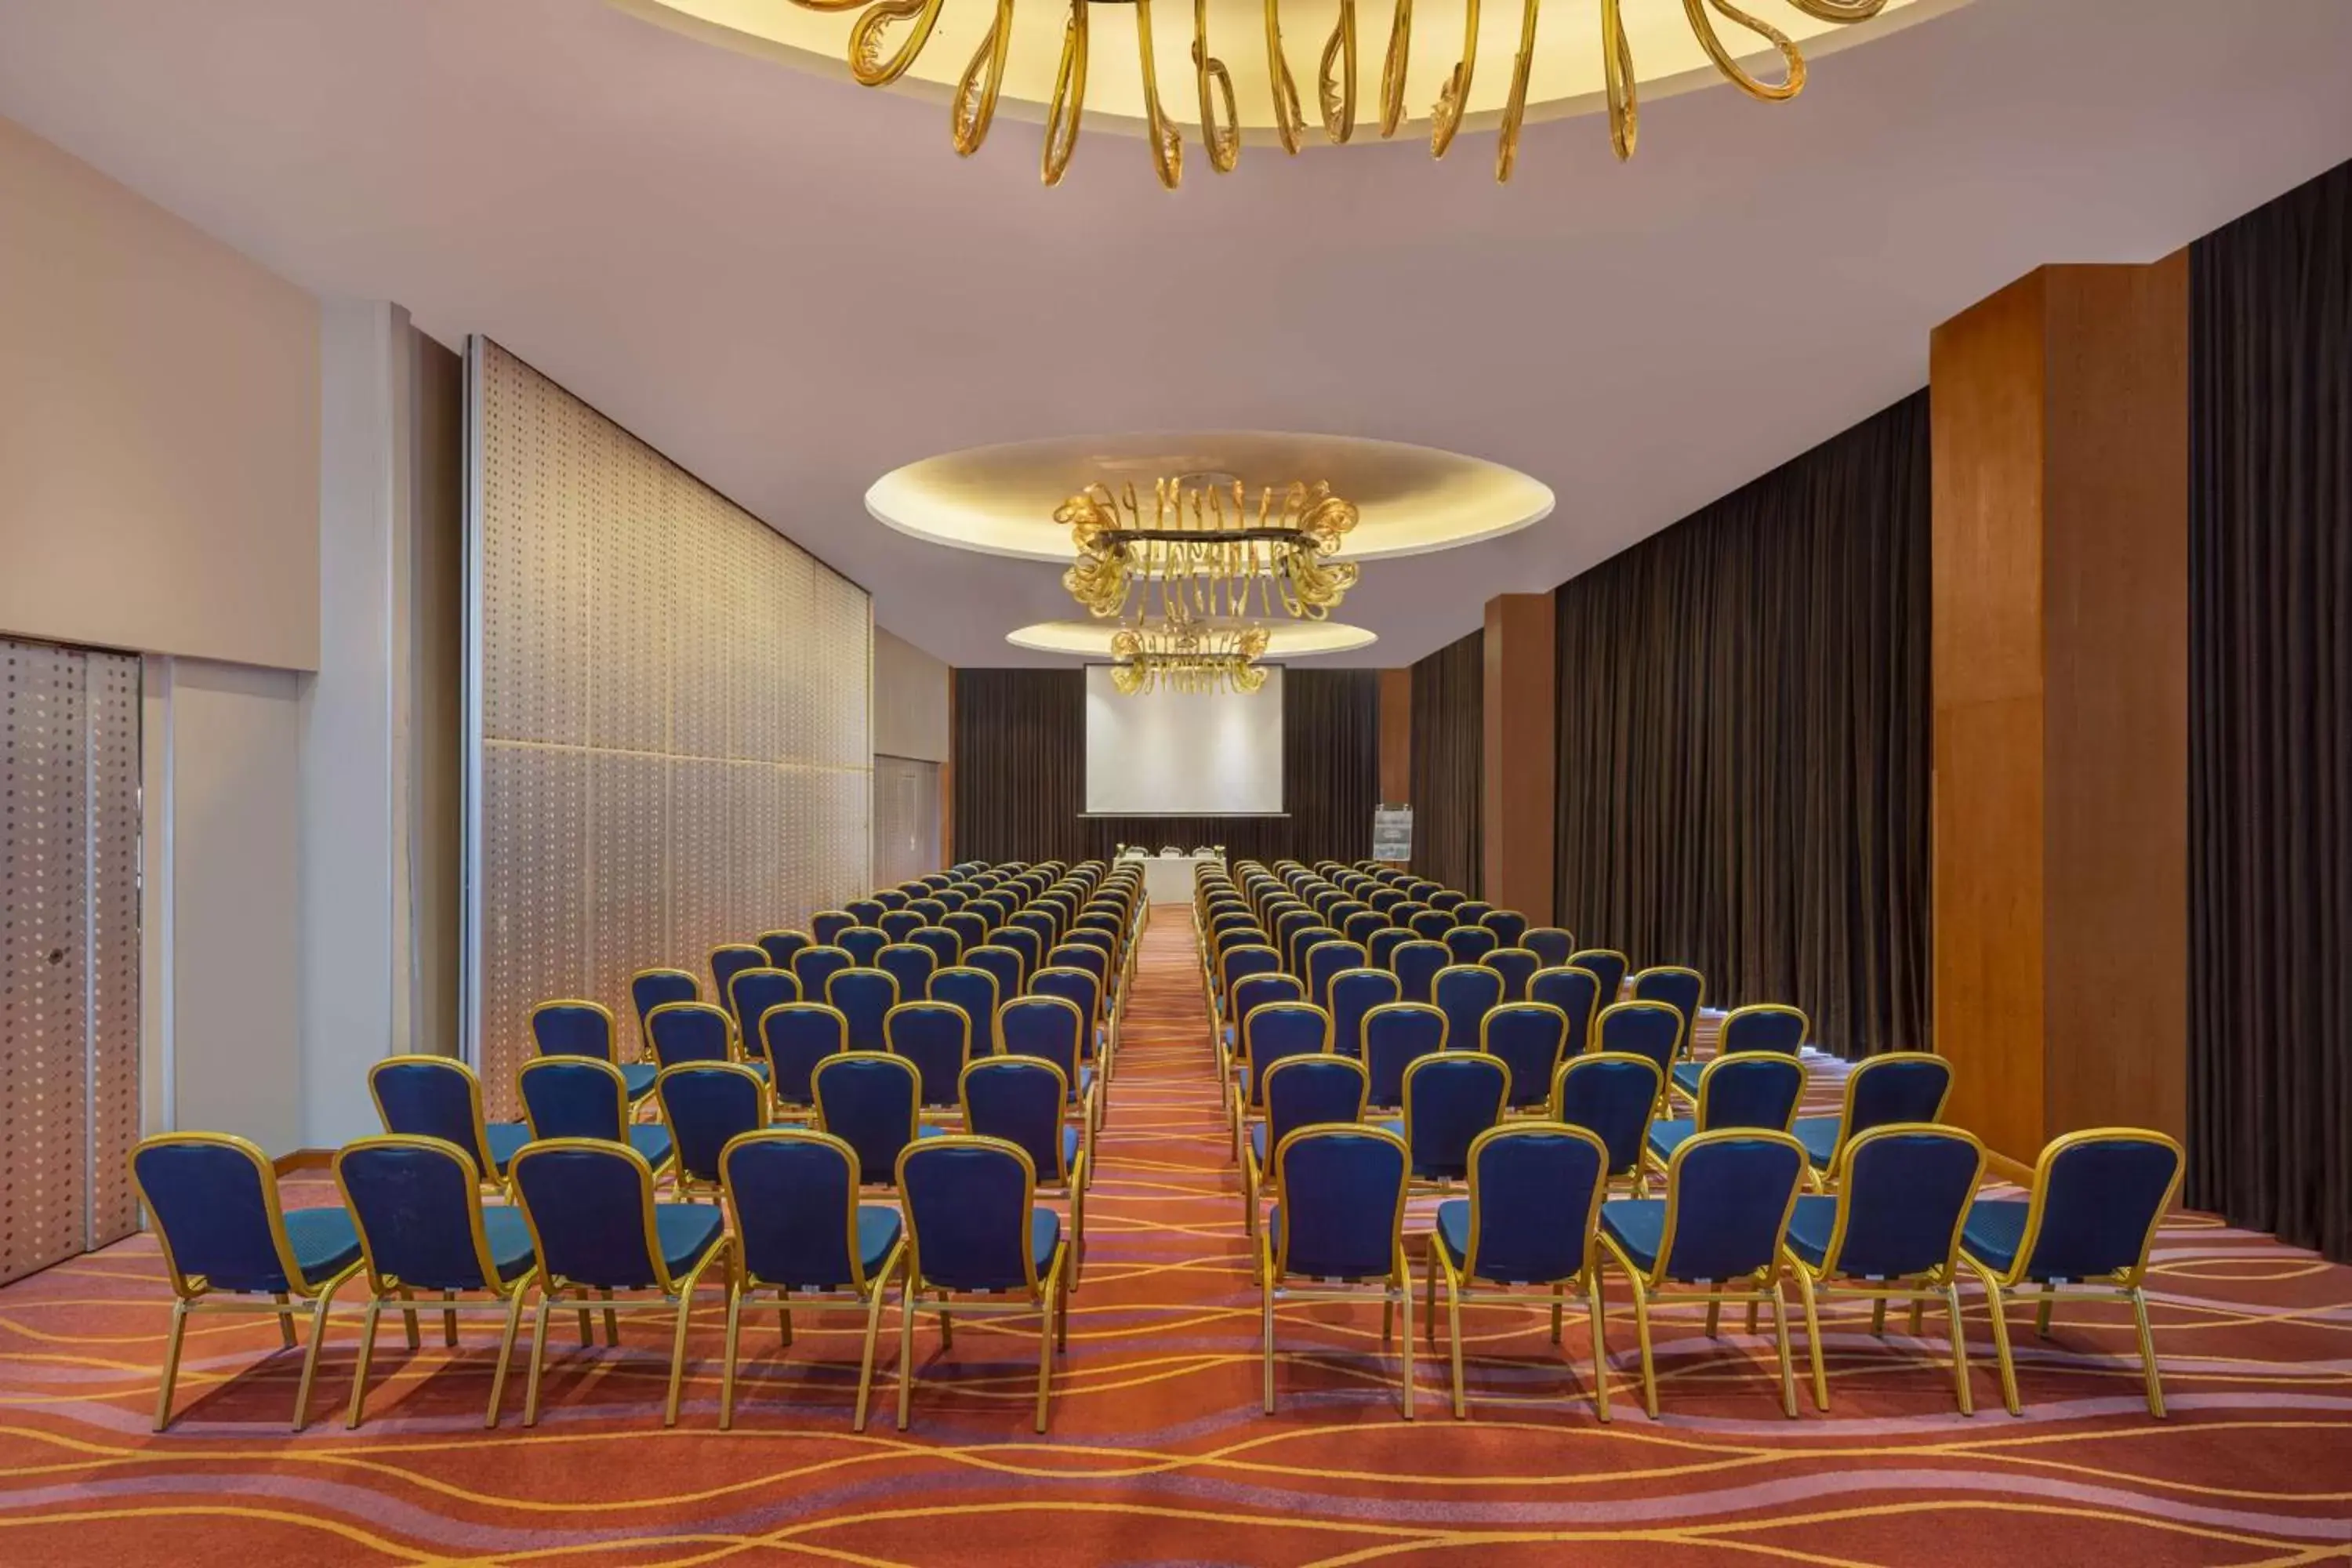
[{"xmin": 1132, "ymin": 855, "xmax": 1222, "ymax": 906}]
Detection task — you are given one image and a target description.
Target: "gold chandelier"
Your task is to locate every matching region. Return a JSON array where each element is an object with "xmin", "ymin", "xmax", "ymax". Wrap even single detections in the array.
[
  {"xmin": 793, "ymin": 0, "xmax": 1893, "ymax": 188},
  {"xmin": 1109, "ymin": 621, "xmax": 1273, "ymax": 695},
  {"xmin": 1055, "ymin": 476, "xmax": 1359, "ymax": 622}
]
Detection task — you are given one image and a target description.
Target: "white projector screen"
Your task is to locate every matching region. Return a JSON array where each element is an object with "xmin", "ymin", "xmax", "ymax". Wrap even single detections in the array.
[{"xmin": 1084, "ymin": 664, "xmax": 1286, "ymax": 815}]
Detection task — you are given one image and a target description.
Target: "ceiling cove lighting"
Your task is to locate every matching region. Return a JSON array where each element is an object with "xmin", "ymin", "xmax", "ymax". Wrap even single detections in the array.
[{"xmin": 628, "ymin": 0, "xmax": 1931, "ymax": 189}]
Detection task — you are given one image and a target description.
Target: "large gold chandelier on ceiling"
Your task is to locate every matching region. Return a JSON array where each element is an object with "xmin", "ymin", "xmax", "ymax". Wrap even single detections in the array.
[
  {"xmin": 792, "ymin": 0, "xmax": 1893, "ymax": 188},
  {"xmin": 1055, "ymin": 475, "xmax": 1359, "ymax": 623}
]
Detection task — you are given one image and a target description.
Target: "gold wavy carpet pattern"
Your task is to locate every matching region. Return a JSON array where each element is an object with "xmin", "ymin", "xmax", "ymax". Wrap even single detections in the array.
[{"xmin": 2, "ymin": 919, "xmax": 2347, "ymax": 1566}]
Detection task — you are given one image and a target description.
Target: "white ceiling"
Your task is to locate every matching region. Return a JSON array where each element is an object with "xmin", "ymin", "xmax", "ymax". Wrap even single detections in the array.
[{"xmin": 2, "ymin": 0, "xmax": 2347, "ymax": 668}]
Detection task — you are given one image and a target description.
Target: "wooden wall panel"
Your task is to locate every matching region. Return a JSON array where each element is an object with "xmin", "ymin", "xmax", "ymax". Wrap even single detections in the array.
[
  {"xmin": 1377, "ymin": 668, "xmax": 1412, "ymax": 808},
  {"xmin": 1482, "ymin": 595, "xmax": 1556, "ymax": 925}
]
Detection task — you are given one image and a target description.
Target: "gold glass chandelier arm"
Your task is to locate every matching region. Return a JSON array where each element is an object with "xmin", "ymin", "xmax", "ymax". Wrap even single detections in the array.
[
  {"xmin": 1602, "ymin": 0, "xmax": 1638, "ymax": 162},
  {"xmin": 952, "ymin": 0, "xmax": 1017, "ymax": 156},
  {"xmin": 1194, "ymin": 0, "xmax": 1242, "ymax": 173},
  {"xmin": 1043, "ymin": 0, "xmax": 1089, "ymax": 187},
  {"xmin": 1136, "ymin": 0, "xmax": 1185, "ymax": 190},
  {"xmin": 1265, "ymin": 0, "xmax": 1306, "ymax": 155},
  {"xmin": 1496, "ymin": 0, "xmax": 1542, "ymax": 183},
  {"xmin": 1377, "ymin": 0, "xmax": 1411, "ymax": 140},
  {"xmin": 1428, "ymin": 0, "xmax": 1479, "ymax": 158},
  {"xmin": 1785, "ymin": 0, "xmax": 1887, "ymax": 18},
  {"xmin": 1682, "ymin": 0, "xmax": 1806, "ymax": 101},
  {"xmin": 848, "ymin": 0, "xmax": 947, "ymax": 87},
  {"xmin": 1317, "ymin": 0, "xmax": 1358, "ymax": 145}
]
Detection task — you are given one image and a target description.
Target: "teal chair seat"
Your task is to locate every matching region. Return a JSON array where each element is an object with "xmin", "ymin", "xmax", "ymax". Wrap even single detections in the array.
[
  {"xmin": 484, "ymin": 1123, "xmax": 533, "ymax": 1174},
  {"xmin": 1595, "ymin": 1199, "xmax": 1668, "ymax": 1271},
  {"xmin": 654, "ymin": 1204, "xmax": 729, "ymax": 1277},
  {"xmin": 1022, "ymin": 1210, "xmax": 1064, "ymax": 1273},
  {"xmin": 1958, "ymin": 1199, "xmax": 2031, "ymax": 1275},
  {"xmin": 1670, "ymin": 1062, "xmax": 1706, "ymax": 1098},
  {"xmin": 1792, "ymin": 1116, "xmax": 1842, "ymax": 1170},
  {"xmin": 851, "ymin": 1207, "xmax": 907, "ymax": 1279},
  {"xmin": 282, "ymin": 1208, "xmax": 365, "ymax": 1285},
  {"xmin": 621, "ymin": 1063, "xmax": 660, "ymax": 1101},
  {"xmin": 1432, "ymin": 1200, "xmax": 1475, "ymax": 1270},
  {"xmin": 1780, "ymin": 1195, "xmax": 1840, "ymax": 1269},
  {"xmin": 479, "ymin": 1205, "xmax": 541, "ymax": 1283},
  {"xmin": 629, "ymin": 1125, "xmax": 677, "ymax": 1168},
  {"xmin": 1645, "ymin": 1118, "xmax": 1697, "ymax": 1165}
]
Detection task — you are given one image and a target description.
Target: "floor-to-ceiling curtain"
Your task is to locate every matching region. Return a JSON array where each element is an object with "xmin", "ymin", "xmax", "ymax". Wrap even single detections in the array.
[
  {"xmin": 2188, "ymin": 158, "xmax": 2351, "ymax": 1262},
  {"xmin": 1552, "ymin": 394, "xmax": 1931, "ymax": 1058},
  {"xmin": 1409, "ymin": 630, "xmax": 1483, "ymax": 895}
]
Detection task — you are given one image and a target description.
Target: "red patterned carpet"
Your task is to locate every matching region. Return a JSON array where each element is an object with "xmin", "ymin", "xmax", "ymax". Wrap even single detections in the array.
[{"xmin": 2, "ymin": 920, "xmax": 2347, "ymax": 1566}]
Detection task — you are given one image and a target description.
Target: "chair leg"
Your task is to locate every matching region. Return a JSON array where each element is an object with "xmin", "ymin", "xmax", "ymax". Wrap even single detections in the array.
[
  {"xmin": 896, "ymin": 1276, "xmax": 919, "ymax": 1431},
  {"xmin": 442, "ymin": 1290, "xmax": 460, "ymax": 1348},
  {"xmin": 274, "ymin": 1294, "xmax": 297, "ymax": 1349},
  {"xmin": 1261, "ymin": 1276, "xmax": 1278, "ymax": 1415},
  {"xmin": 1790, "ymin": 1270, "xmax": 1828, "ymax": 1412},
  {"xmin": 1424, "ymin": 1245, "xmax": 1440, "ymax": 1347},
  {"xmin": 1399, "ymin": 1267, "xmax": 1417, "ymax": 1422},
  {"xmin": 663, "ymin": 1290, "xmax": 695, "ymax": 1428},
  {"xmin": 1908, "ymin": 1298, "xmax": 1925, "ymax": 1336},
  {"xmin": 854, "ymin": 1273, "xmax": 888, "ymax": 1433},
  {"xmin": 1945, "ymin": 1280, "xmax": 1974, "ymax": 1417},
  {"xmin": 1767, "ymin": 1284, "xmax": 1798, "ymax": 1420},
  {"xmin": 601, "ymin": 1288, "xmax": 622, "ymax": 1348},
  {"xmin": 577, "ymin": 1305, "xmax": 595, "ymax": 1347},
  {"xmin": 938, "ymin": 1290, "xmax": 953, "ymax": 1351},
  {"xmin": 1870, "ymin": 1297, "xmax": 1887, "ymax": 1338},
  {"xmin": 1746, "ymin": 1299, "xmax": 1760, "ymax": 1336},
  {"xmin": 1381, "ymin": 1292, "xmax": 1395, "ymax": 1345},
  {"xmin": 524, "ymin": 1293, "xmax": 554, "ymax": 1428},
  {"xmin": 1033, "ymin": 1255, "xmax": 1062, "ymax": 1434},
  {"xmin": 488, "ymin": 1280, "xmax": 528, "ymax": 1429},
  {"xmin": 1073, "ymin": 1174, "xmax": 1088, "ymax": 1290},
  {"xmin": 347, "ymin": 1298, "xmax": 383, "ymax": 1430},
  {"xmin": 154, "ymin": 1299, "xmax": 191, "ymax": 1433},
  {"xmin": 2129, "ymin": 1287, "xmax": 2166, "ymax": 1419},
  {"xmin": 2036, "ymin": 1285, "xmax": 2055, "ymax": 1338},
  {"xmin": 1630, "ymin": 1281, "xmax": 1659, "ymax": 1418},
  {"xmin": 1242, "ymin": 1156, "xmax": 1257, "ymax": 1240},
  {"xmin": 779, "ymin": 1289, "xmax": 793, "ymax": 1348},
  {"xmin": 292, "ymin": 1277, "xmax": 346, "ymax": 1433},
  {"xmin": 1968, "ymin": 1259, "xmax": 2021, "ymax": 1416},
  {"xmin": 1551, "ymin": 1283, "xmax": 1564, "ymax": 1347},
  {"xmin": 1704, "ymin": 1299, "xmax": 1720, "ymax": 1338},
  {"xmin": 1056, "ymin": 1265, "xmax": 1070, "ymax": 1352},
  {"xmin": 1585, "ymin": 1279, "xmax": 1611, "ymax": 1424},
  {"xmin": 1442, "ymin": 1269, "xmax": 1465, "ymax": 1420},
  {"xmin": 399, "ymin": 1288, "xmax": 421, "ymax": 1352},
  {"xmin": 720, "ymin": 1284, "xmax": 744, "ymax": 1432}
]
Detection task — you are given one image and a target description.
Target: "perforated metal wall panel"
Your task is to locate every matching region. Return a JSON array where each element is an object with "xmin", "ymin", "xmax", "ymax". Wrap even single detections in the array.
[
  {"xmin": 469, "ymin": 341, "xmax": 870, "ymax": 1114},
  {"xmin": 1, "ymin": 637, "xmax": 140, "ymax": 1286}
]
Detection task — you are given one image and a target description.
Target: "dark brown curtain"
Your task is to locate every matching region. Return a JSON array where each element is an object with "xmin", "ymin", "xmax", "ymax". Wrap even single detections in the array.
[
  {"xmin": 1551, "ymin": 394, "xmax": 1930, "ymax": 1059},
  {"xmin": 951, "ymin": 667, "xmax": 1379, "ymax": 866},
  {"xmin": 2188, "ymin": 158, "xmax": 2352, "ymax": 1261},
  {"xmin": 1409, "ymin": 630, "xmax": 1483, "ymax": 894}
]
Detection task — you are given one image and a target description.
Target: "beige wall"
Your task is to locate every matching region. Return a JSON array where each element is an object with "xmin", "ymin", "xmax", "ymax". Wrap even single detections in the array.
[
  {"xmin": 0, "ymin": 114, "xmax": 320, "ymax": 670},
  {"xmin": 874, "ymin": 626, "xmax": 949, "ymax": 763}
]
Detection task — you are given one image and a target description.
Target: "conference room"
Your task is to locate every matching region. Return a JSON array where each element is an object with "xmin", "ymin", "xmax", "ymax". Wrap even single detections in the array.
[{"xmin": 0, "ymin": 1, "xmax": 2347, "ymax": 1563}]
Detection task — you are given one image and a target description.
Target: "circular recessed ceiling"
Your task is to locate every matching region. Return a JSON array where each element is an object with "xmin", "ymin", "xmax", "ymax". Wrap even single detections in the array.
[
  {"xmin": 1008, "ymin": 619, "xmax": 1377, "ymax": 658},
  {"xmin": 617, "ymin": 0, "xmax": 1959, "ymax": 143},
  {"xmin": 869, "ymin": 431, "xmax": 1554, "ymax": 562}
]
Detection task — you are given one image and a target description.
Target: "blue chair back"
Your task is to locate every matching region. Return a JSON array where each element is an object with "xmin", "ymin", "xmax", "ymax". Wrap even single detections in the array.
[
  {"xmin": 1433, "ymin": 965, "xmax": 1505, "ymax": 1057},
  {"xmin": 1363, "ymin": 1002, "xmax": 1447, "ymax": 1108},
  {"xmin": 1530, "ymin": 966, "xmax": 1604, "ymax": 1058},
  {"xmin": 727, "ymin": 969, "xmax": 798, "ymax": 1049},
  {"xmin": 1846, "ymin": 1052, "xmax": 1955, "ymax": 1137},
  {"xmin": 1271, "ymin": 1128, "xmax": 1407, "ymax": 1281},
  {"xmin": 944, "ymin": 911, "xmax": 991, "ymax": 954},
  {"xmin": 793, "ymin": 946, "xmax": 855, "ymax": 1002},
  {"xmin": 1304, "ymin": 940, "xmax": 1367, "ymax": 1010},
  {"xmin": 1720, "ymin": 1004, "xmax": 1808, "ymax": 1057},
  {"xmin": 1013, "ymin": 908, "xmax": 1059, "ymax": 951},
  {"xmin": 1480, "ymin": 910, "xmax": 1530, "ymax": 949},
  {"xmin": 1826, "ymin": 1127, "xmax": 1986, "ymax": 1280},
  {"xmin": 996, "ymin": 994, "xmax": 1086, "ymax": 1084},
  {"xmin": 656, "ymin": 1063, "xmax": 767, "ymax": 1189},
  {"xmin": 1444, "ymin": 926, "xmax": 1499, "ymax": 966},
  {"xmin": 1695, "ymin": 1054, "xmax": 1806, "ymax": 1132},
  {"xmin": 1327, "ymin": 968, "xmax": 1401, "ymax": 1059},
  {"xmin": 877, "ymin": 943, "xmax": 938, "ymax": 1004},
  {"xmin": 131, "ymin": 1134, "xmax": 310, "ymax": 1294},
  {"xmin": 1656, "ymin": 1131, "xmax": 1806, "ymax": 1283},
  {"xmin": 648, "ymin": 1000, "xmax": 735, "ymax": 1069},
  {"xmin": 1400, "ymin": 1053, "xmax": 1509, "ymax": 1181},
  {"xmin": 1243, "ymin": 1003, "xmax": 1331, "ymax": 1105},
  {"xmin": 2020, "ymin": 1132, "xmax": 2184, "ymax": 1284},
  {"xmin": 756, "ymin": 931, "xmax": 811, "ymax": 970},
  {"xmin": 992, "ymin": 925, "xmax": 1044, "ymax": 981},
  {"xmin": 760, "ymin": 1003, "xmax": 846, "ymax": 1110},
  {"xmin": 844, "ymin": 898, "xmax": 887, "ymax": 927},
  {"xmin": 873, "ymin": 889, "xmax": 910, "ymax": 912},
  {"xmin": 1048, "ymin": 943, "xmax": 1110, "ymax": 994},
  {"xmin": 711, "ymin": 945, "xmax": 768, "ymax": 1018},
  {"xmin": 1261, "ymin": 1056, "xmax": 1369, "ymax": 1159},
  {"xmin": 1483, "ymin": 947, "xmax": 1541, "ymax": 1003},
  {"xmin": 1454, "ymin": 900, "xmax": 1493, "ymax": 926},
  {"xmin": 838, "ymin": 927, "xmax": 890, "ymax": 968},
  {"xmin": 1523, "ymin": 927, "xmax": 1574, "ymax": 968},
  {"xmin": 630, "ymin": 969, "xmax": 700, "ymax": 1055},
  {"xmin": 911, "ymin": 927, "xmax": 963, "ymax": 973},
  {"xmin": 723, "ymin": 1131, "xmax": 881, "ymax": 1290},
  {"xmin": 929, "ymin": 967, "xmax": 1000, "ymax": 1048},
  {"xmin": 1463, "ymin": 1125, "xmax": 1608, "ymax": 1284},
  {"xmin": 919, "ymin": 896, "xmax": 956, "ymax": 918},
  {"xmin": 1481, "ymin": 1002, "xmax": 1570, "ymax": 1108},
  {"xmin": 510, "ymin": 1142, "xmax": 666, "ymax": 1290},
  {"xmin": 1288, "ymin": 927, "xmax": 1342, "ymax": 981},
  {"xmin": 1409, "ymin": 909, "xmax": 1455, "ymax": 942},
  {"xmin": 961, "ymin": 1059, "xmax": 1076, "ymax": 1184},
  {"xmin": 517, "ymin": 1056, "xmax": 629, "ymax": 1142},
  {"xmin": 887, "ymin": 1001, "xmax": 971, "ymax": 1108},
  {"xmin": 1429, "ymin": 889, "xmax": 1468, "ymax": 913},
  {"xmin": 532, "ymin": 1000, "xmax": 616, "ymax": 1062},
  {"xmin": 1392, "ymin": 940, "xmax": 1450, "ymax": 1004},
  {"xmin": 1569, "ymin": 949, "xmax": 1629, "ymax": 1002},
  {"xmin": 336, "ymin": 1137, "xmax": 506, "ymax": 1291},
  {"xmin": 1232, "ymin": 971, "xmax": 1305, "ymax": 1047},
  {"xmin": 1366, "ymin": 927, "xmax": 1412, "ymax": 973},
  {"xmin": 813, "ymin": 1052, "xmax": 923, "ymax": 1186},
  {"xmin": 1595, "ymin": 1000, "xmax": 1682, "ymax": 1080},
  {"xmin": 1630, "ymin": 966, "xmax": 1705, "ymax": 1050},
  {"xmin": 965, "ymin": 945, "xmax": 1025, "ymax": 1011},
  {"xmin": 1343, "ymin": 910, "xmax": 1388, "ymax": 946},
  {"xmin": 1220, "ymin": 943, "xmax": 1282, "ymax": 1000},
  {"xmin": 879, "ymin": 910, "xmax": 925, "ymax": 943},
  {"xmin": 901, "ymin": 1138, "xmax": 1044, "ymax": 1293},
  {"xmin": 369, "ymin": 1056, "xmax": 496, "ymax": 1174},
  {"xmin": 1552, "ymin": 1053, "xmax": 1664, "ymax": 1179},
  {"xmin": 826, "ymin": 968, "xmax": 900, "ymax": 1052},
  {"xmin": 1030, "ymin": 967, "xmax": 1103, "ymax": 1054}
]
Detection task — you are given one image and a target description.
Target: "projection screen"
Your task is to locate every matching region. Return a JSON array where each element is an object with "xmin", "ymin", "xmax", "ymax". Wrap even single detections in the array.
[{"xmin": 1083, "ymin": 664, "xmax": 1285, "ymax": 815}]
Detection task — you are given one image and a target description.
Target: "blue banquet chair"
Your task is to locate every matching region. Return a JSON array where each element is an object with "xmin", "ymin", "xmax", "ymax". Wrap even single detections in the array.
[
  {"xmin": 996, "ymin": 994, "xmax": 1100, "ymax": 1143},
  {"xmin": 1629, "ymin": 965, "xmax": 1706, "ymax": 1063},
  {"xmin": 1671, "ymin": 1003, "xmax": 1807, "ymax": 1104},
  {"xmin": 1551, "ymin": 1052, "xmax": 1666, "ymax": 1196},
  {"xmin": 1479, "ymin": 910, "xmax": 1531, "ymax": 949},
  {"xmin": 844, "ymin": 898, "xmax": 887, "ymax": 928},
  {"xmin": 532, "ymin": 998, "xmax": 657, "ymax": 1106},
  {"xmin": 1453, "ymin": 900, "xmax": 1493, "ymax": 927},
  {"xmin": 927, "ymin": 966, "xmax": 1000, "ymax": 1053},
  {"xmin": 813, "ymin": 1051, "xmax": 934, "ymax": 1189},
  {"xmin": 1305, "ymin": 939, "xmax": 1370, "ymax": 1011},
  {"xmin": 755, "ymin": 931, "xmax": 812, "ymax": 971},
  {"xmin": 130, "ymin": 1133, "xmax": 365, "ymax": 1432},
  {"xmin": 1960, "ymin": 1129, "xmax": 2185, "ymax": 1417},
  {"xmin": 879, "ymin": 909, "xmax": 925, "ymax": 944},
  {"xmin": 1328, "ymin": 967, "xmax": 1402, "ymax": 1060},
  {"xmin": 1231, "ymin": 1000, "xmax": 1333, "ymax": 1164},
  {"xmin": 1410, "ymin": 909, "xmax": 1457, "ymax": 941},
  {"xmin": 726, "ymin": 969, "xmax": 799, "ymax": 1058},
  {"xmin": 1390, "ymin": 1053, "xmax": 1510, "ymax": 1189},
  {"xmin": 961, "ymin": 1058, "xmax": 1090, "ymax": 1285},
  {"xmin": 1363, "ymin": 1001, "xmax": 1449, "ymax": 1112},
  {"xmin": 1598, "ymin": 1127, "xmax": 1809, "ymax": 1418},
  {"xmin": 991, "ymin": 924, "xmax": 1044, "ymax": 982},
  {"xmin": 517, "ymin": 1055, "xmax": 677, "ymax": 1174},
  {"xmin": 369, "ymin": 1055, "xmax": 529, "ymax": 1185},
  {"xmin": 630, "ymin": 967, "xmax": 701, "ymax": 1061},
  {"xmin": 510, "ymin": 1140, "xmax": 732, "ymax": 1427},
  {"xmin": 1529, "ymin": 966, "xmax": 1605, "ymax": 1059},
  {"xmin": 646, "ymin": 999, "xmax": 744, "ymax": 1073},
  {"xmin": 895, "ymin": 1137, "xmax": 1072, "ymax": 1433},
  {"xmin": 826, "ymin": 968, "xmax": 901, "ymax": 1053},
  {"xmin": 1593, "ymin": 1000, "xmax": 1685, "ymax": 1090},
  {"xmin": 655, "ymin": 1062, "xmax": 769, "ymax": 1202},
  {"xmin": 1784, "ymin": 1125, "xmax": 1987, "ymax": 1413},
  {"xmin": 1443, "ymin": 925, "xmax": 1499, "ymax": 967},
  {"xmin": 964, "ymin": 945, "xmax": 1027, "ymax": 1018},
  {"xmin": 1366, "ymin": 927, "xmax": 1414, "ymax": 973},
  {"xmin": 1432, "ymin": 964, "xmax": 1505, "ymax": 1062},
  {"xmin": 761, "ymin": 1001, "xmax": 848, "ymax": 1121},
  {"xmin": 885, "ymin": 1000, "xmax": 972, "ymax": 1114},
  {"xmin": 910, "ymin": 926, "xmax": 964, "ymax": 974},
  {"xmin": 1260, "ymin": 1125, "xmax": 1416, "ymax": 1418},
  {"xmin": 1427, "ymin": 1123, "xmax": 1612, "ymax": 1419},
  {"xmin": 1567, "ymin": 948, "xmax": 1631, "ymax": 1004},
  {"xmin": 1482, "ymin": 946, "xmax": 1542, "ymax": 1002},
  {"xmin": 1522, "ymin": 927, "xmax": 1576, "ymax": 969},
  {"xmin": 1795, "ymin": 1052, "xmax": 1955, "ymax": 1187},
  {"xmin": 710, "ymin": 944, "xmax": 769, "ymax": 1020},
  {"xmin": 837, "ymin": 926, "xmax": 891, "ymax": 969},
  {"xmin": 717, "ymin": 1129, "xmax": 906, "ymax": 1431},
  {"xmin": 790, "ymin": 942, "xmax": 855, "ymax": 1000},
  {"xmin": 1223, "ymin": 971, "xmax": 1305, "ymax": 1109},
  {"xmin": 334, "ymin": 1135, "xmax": 540, "ymax": 1428},
  {"xmin": 877, "ymin": 943, "xmax": 938, "ymax": 1005},
  {"xmin": 1646, "ymin": 1054, "xmax": 1806, "ymax": 1173},
  {"xmin": 942, "ymin": 910, "xmax": 991, "ymax": 955},
  {"xmin": 1030, "ymin": 965, "xmax": 1108, "ymax": 1076},
  {"xmin": 1242, "ymin": 1054, "xmax": 1369, "ymax": 1242},
  {"xmin": 1481, "ymin": 1001, "xmax": 1570, "ymax": 1111}
]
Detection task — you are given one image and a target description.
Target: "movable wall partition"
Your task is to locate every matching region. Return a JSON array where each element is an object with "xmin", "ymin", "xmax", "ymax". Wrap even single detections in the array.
[
  {"xmin": 466, "ymin": 340, "xmax": 871, "ymax": 1113},
  {"xmin": 0, "ymin": 637, "xmax": 140, "ymax": 1286}
]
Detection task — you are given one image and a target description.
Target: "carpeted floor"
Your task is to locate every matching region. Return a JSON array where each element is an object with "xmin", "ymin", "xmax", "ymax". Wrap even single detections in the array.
[{"xmin": 2, "ymin": 919, "xmax": 2347, "ymax": 1566}]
